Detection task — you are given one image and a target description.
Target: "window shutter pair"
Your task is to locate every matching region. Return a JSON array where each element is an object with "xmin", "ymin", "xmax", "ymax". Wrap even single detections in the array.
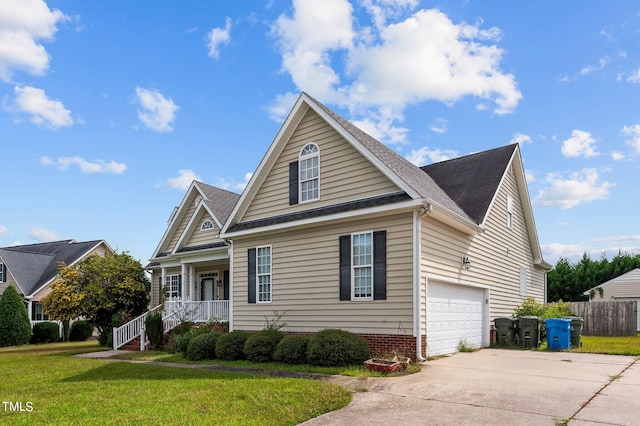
[{"xmin": 339, "ymin": 231, "xmax": 387, "ymax": 301}]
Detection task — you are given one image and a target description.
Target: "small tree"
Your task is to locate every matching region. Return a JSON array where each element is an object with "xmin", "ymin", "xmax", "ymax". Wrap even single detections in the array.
[
  {"xmin": 0, "ymin": 286, "xmax": 31, "ymax": 347},
  {"xmin": 41, "ymin": 264, "xmax": 84, "ymax": 341},
  {"xmin": 41, "ymin": 251, "xmax": 150, "ymax": 345}
]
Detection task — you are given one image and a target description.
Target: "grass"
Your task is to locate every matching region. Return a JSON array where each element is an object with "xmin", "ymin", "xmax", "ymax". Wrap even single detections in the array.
[
  {"xmin": 0, "ymin": 341, "xmax": 351, "ymax": 425},
  {"xmin": 111, "ymin": 349, "xmax": 422, "ymax": 378},
  {"xmin": 572, "ymin": 334, "xmax": 640, "ymax": 356}
]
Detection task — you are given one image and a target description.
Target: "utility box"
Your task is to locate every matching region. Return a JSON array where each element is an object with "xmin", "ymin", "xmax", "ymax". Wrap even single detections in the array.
[
  {"xmin": 517, "ymin": 316, "xmax": 541, "ymax": 348},
  {"xmin": 546, "ymin": 318, "xmax": 571, "ymax": 350},
  {"xmin": 494, "ymin": 317, "xmax": 516, "ymax": 345}
]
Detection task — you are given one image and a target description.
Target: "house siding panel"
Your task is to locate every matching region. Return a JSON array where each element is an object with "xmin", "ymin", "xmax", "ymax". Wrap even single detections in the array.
[
  {"xmin": 422, "ymin": 165, "xmax": 545, "ymax": 324},
  {"xmin": 184, "ymin": 211, "xmax": 221, "ymax": 248},
  {"xmin": 165, "ymin": 199, "xmax": 198, "ymax": 252},
  {"xmin": 595, "ymin": 270, "xmax": 640, "ymax": 300},
  {"xmin": 232, "ymin": 212, "xmax": 414, "ymax": 335},
  {"xmin": 241, "ymin": 109, "xmax": 401, "ymax": 222}
]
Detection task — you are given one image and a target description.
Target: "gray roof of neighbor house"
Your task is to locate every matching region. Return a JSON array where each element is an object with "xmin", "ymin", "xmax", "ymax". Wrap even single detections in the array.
[
  {"xmin": 0, "ymin": 239, "xmax": 105, "ymax": 297},
  {"xmin": 195, "ymin": 181, "xmax": 240, "ymax": 225}
]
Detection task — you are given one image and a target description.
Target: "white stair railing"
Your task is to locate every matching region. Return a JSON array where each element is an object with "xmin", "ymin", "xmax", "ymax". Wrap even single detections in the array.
[{"xmin": 112, "ymin": 305, "xmax": 162, "ymax": 350}]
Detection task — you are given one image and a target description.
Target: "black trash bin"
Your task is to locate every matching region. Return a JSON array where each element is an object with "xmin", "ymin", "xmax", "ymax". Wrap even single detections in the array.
[
  {"xmin": 517, "ymin": 316, "xmax": 541, "ymax": 348},
  {"xmin": 494, "ymin": 317, "xmax": 516, "ymax": 345},
  {"xmin": 563, "ymin": 316, "xmax": 584, "ymax": 348}
]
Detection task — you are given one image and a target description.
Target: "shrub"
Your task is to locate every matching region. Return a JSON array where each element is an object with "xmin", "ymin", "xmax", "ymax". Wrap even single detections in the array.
[
  {"xmin": 215, "ymin": 330, "xmax": 250, "ymax": 361},
  {"xmin": 186, "ymin": 331, "xmax": 222, "ymax": 361},
  {"xmin": 513, "ymin": 297, "xmax": 575, "ymax": 338},
  {"xmin": 273, "ymin": 335, "xmax": 310, "ymax": 364},
  {"xmin": 144, "ymin": 312, "xmax": 164, "ymax": 349},
  {"xmin": 69, "ymin": 320, "xmax": 94, "ymax": 341},
  {"xmin": 31, "ymin": 322, "xmax": 60, "ymax": 343},
  {"xmin": 0, "ymin": 286, "xmax": 31, "ymax": 347},
  {"xmin": 244, "ymin": 330, "xmax": 284, "ymax": 363},
  {"xmin": 307, "ymin": 329, "xmax": 370, "ymax": 366}
]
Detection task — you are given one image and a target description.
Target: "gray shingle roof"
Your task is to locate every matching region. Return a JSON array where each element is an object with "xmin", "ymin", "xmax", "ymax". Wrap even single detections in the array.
[
  {"xmin": 0, "ymin": 239, "xmax": 104, "ymax": 296},
  {"xmin": 196, "ymin": 182, "xmax": 240, "ymax": 225},
  {"xmin": 421, "ymin": 144, "xmax": 517, "ymax": 224}
]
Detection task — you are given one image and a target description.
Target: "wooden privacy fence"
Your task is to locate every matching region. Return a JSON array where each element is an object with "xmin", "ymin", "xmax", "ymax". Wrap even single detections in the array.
[{"xmin": 570, "ymin": 301, "xmax": 637, "ymax": 336}]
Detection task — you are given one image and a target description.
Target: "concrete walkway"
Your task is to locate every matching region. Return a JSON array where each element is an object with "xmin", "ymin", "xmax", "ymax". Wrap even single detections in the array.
[{"xmin": 78, "ymin": 349, "xmax": 639, "ymax": 425}]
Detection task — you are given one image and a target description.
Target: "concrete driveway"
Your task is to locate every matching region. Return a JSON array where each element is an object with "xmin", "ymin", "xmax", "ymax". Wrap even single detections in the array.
[{"xmin": 303, "ymin": 349, "xmax": 639, "ymax": 426}]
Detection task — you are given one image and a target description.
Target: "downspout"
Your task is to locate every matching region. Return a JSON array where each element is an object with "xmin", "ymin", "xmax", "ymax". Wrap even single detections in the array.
[
  {"xmin": 227, "ymin": 240, "xmax": 234, "ymax": 331},
  {"xmin": 414, "ymin": 208, "xmax": 426, "ymax": 362}
]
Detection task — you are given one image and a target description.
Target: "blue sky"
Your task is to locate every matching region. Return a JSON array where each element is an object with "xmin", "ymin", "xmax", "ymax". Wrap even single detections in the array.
[{"xmin": 1, "ymin": 0, "xmax": 639, "ymax": 266}]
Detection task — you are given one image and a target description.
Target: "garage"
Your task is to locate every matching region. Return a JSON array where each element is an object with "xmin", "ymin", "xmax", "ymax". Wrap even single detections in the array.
[{"xmin": 426, "ymin": 281, "xmax": 486, "ymax": 356}]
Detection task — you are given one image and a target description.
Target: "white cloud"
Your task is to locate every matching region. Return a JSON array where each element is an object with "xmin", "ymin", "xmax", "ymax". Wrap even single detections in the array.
[
  {"xmin": 271, "ymin": 1, "xmax": 521, "ymax": 143},
  {"xmin": 429, "ymin": 117, "xmax": 448, "ymax": 134},
  {"xmin": 264, "ymin": 91, "xmax": 299, "ymax": 122},
  {"xmin": 134, "ymin": 87, "xmax": 179, "ymax": 132},
  {"xmin": 543, "ymin": 236, "xmax": 640, "ymax": 264},
  {"xmin": 405, "ymin": 146, "xmax": 458, "ymax": 165},
  {"xmin": 0, "ymin": 0, "xmax": 67, "ymax": 81},
  {"xmin": 510, "ymin": 132, "xmax": 532, "ymax": 145},
  {"xmin": 579, "ymin": 56, "xmax": 609, "ymax": 75},
  {"xmin": 626, "ymin": 68, "xmax": 640, "ymax": 83},
  {"xmin": 6, "ymin": 85, "xmax": 73, "ymax": 128},
  {"xmin": 207, "ymin": 17, "xmax": 231, "ymax": 59},
  {"xmin": 533, "ymin": 168, "xmax": 613, "ymax": 209},
  {"xmin": 525, "ymin": 170, "xmax": 536, "ymax": 183},
  {"xmin": 622, "ymin": 124, "xmax": 640, "ymax": 155},
  {"xmin": 0, "ymin": 225, "xmax": 8, "ymax": 236},
  {"xmin": 167, "ymin": 169, "xmax": 201, "ymax": 190},
  {"xmin": 214, "ymin": 172, "xmax": 253, "ymax": 192},
  {"xmin": 561, "ymin": 130, "xmax": 599, "ymax": 158},
  {"xmin": 29, "ymin": 227, "xmax": 58, "ymax": 242},
  {"xmin": 611, "ymin": 151, "xmax": 624, "ymax": 161},
  {"xmin": 40, "ymin": 156, "xmax": 126, "ymax": 174}
]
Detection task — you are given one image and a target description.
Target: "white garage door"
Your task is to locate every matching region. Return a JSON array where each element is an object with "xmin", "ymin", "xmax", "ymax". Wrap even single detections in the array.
[{"xmin": 427, "ymin": 281, "xmax": 485, "ymax": 356}]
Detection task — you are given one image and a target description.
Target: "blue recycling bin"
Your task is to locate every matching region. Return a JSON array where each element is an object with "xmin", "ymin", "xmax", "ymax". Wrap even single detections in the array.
[{"xmin": 545, "ymin": 318, "xmax": 571, "ymax": 350}]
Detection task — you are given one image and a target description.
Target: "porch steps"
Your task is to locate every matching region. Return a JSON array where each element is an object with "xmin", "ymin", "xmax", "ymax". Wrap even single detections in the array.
[{"xmin": 120, "ymin": 335, "xmax": 142, "ymax": 351}]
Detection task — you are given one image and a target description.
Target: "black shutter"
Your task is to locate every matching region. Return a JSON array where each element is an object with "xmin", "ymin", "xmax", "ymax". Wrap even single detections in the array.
[
  {"xmin": 373, "ymin": 231, "xmax": 387, "ymax": 300},
  {"xmin": 178, "ymin": 275, "xmax": 182, "ymax": 298},
  {"xmin": 248, "ymin": 248, "xmax": 256, "ymax": 303},
  {"xmin": 223, "ymin": 270, "xmax": 230, "ymax": 300},
  {"xmin": 289, "ymin": 161, "xmax": 299, "ymax": 205},
  {"xmin": 339, "ymin": 235, "xmax": 351, "ymax": 301}
]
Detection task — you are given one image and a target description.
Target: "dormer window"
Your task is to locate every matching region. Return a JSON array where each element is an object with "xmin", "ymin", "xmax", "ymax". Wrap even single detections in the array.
[
  {"xmin": 201, "ymin": 220, "xmax": 214, "ymax": 231},
  {"xmin": 299, "ymin": 143, "xmax": 319, "ymax": 202}
]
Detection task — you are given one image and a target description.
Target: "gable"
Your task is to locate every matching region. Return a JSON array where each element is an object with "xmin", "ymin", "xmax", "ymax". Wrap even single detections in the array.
[
  {"xmin": 240, "ymin": 108, "xmax": 402, "ymax": 223},
  {"xmin": 179, "ymin": 208, "xmax": 223, "ymax": 250}
]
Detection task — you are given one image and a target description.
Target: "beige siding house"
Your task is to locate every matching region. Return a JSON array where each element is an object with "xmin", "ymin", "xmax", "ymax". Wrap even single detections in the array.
[
  {"xmin": 143, "ymin": 92, "xmax": 549, "ymax": 358},
  {"xmin": 0, "ymin": 239, "xmax": 110, "ymax": 327},
  {"xmin": 584, "ymin": 269, "xmax": 640, "ymax": 331}
]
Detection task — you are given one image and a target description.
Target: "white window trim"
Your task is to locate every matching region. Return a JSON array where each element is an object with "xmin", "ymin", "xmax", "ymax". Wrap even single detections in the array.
[
  {"xmin": 506, "ymin": 195, "xmax": 514, "ymax": 229},
  {"xmin": 31, "ymin": 301, "xmax": 50, "ymax": 321},
  {"xmin": 299, "ymin": 143, "xmax": 320, "ymax": 204},
  {"xmin": 256, "ymin": 245, "xmax": 272, "ymax": 303},
  {"xmin": 351, "ymin": 231, "xmax": 374, "ymax": 301},
  {"xmin": 165, "ymin": 274, "xmax": 181, "ymax": 301}
]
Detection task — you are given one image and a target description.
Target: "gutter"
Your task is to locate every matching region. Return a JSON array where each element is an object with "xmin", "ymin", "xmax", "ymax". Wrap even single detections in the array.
[{"xmin": 414, "ymin": 208, "xmax": 426, "ymax": 362}]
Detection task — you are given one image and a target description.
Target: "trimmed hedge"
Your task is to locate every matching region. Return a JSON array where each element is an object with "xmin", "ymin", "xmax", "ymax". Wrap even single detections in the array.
[
  {"xmin": 69, "ymin": 320, "xmax": 94, "ymax": 341},
  {"xmin": 273, "ymin": 335, "xmax": 310, "ymax": 364},
  {"xmin": 244, "ymin": 330, "xmax": 284, "ymax": 363},
  {"xmin": 215, "ymin": 330, "xmax": 250, "ymax": 361},
  {"xmin": 31, "ymin": 322, "xmax": 60, "ymax": 343},
  {"xmin": 307, "ymin": 329, "xmax": 370, "ymax": 366},
  {"xmin": 186, "ymin": 331, "xmax": 222, "ymax": 361},
  {"xmin": 144, "ymin": 312, "xmax": 164, "ymax": 348}
]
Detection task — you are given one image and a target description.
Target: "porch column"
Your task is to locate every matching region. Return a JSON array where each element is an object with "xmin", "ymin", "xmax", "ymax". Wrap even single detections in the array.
[
  {"xmin": 189, "ymin": 264, "xmax": 195, "ymax": 302},
  {"xmin": 181, "ymin": 263, "xmax": 187, "ymax": 301},
  {"xmin": 161, "ymin": 267, "xmax": 166, "ymax": 304},
  {"xmin": 27, "ymin": 299, "xmax": 33, "ymax": 322}
]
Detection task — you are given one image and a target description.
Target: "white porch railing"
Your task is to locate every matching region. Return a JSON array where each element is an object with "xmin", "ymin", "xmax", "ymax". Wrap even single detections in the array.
[
  {"xmin": 112, "ymin": 301, "xmax": 229, "ymax": 350},
  {"xmin": 164, "ymin": 300, "xmax": 229, "ymax": 323}
]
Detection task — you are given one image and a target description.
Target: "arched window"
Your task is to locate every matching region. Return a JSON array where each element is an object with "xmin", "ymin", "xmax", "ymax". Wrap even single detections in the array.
[
  {"xmin": 299, "ymin": 143, "xmax": 319, "ymax": 202},
  {"xmin": 201, "ymin": 220, "xmax": 214, "ymax": 231}
]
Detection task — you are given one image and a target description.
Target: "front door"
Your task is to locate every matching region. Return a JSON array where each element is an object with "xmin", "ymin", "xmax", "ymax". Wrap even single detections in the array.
[{"xmin": 200, "ymin": 272, "xmax": 219, "ymax": 301}]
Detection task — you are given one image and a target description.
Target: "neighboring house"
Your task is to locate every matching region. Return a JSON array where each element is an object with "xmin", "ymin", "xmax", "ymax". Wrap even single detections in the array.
[
  {"xmin": 145, "ymin": 92, "xmax": 549, "ymax": 358},
  {"xmin": 584, "ymin": 268, "xmax": 640, "ymax": 331},
  {"xmin": 0, "ymin": 239, "xmax": 111, "ymax": 327}
]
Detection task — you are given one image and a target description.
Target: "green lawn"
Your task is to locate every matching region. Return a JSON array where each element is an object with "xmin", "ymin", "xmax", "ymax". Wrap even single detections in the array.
[
  {"xmin": 572, "ymin": 334, "xmax": 640, "ymax": 356},
  {"xmin": 0, "ymin": 341, "xmax": 351, "ymax": 425}
]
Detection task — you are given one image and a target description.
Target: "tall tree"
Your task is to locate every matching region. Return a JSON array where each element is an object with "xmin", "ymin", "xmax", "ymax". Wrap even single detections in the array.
[
  {"xmin": 41, "ymin": 252, "xmax": 150, "ymax": 345},
  {"xmin": 0, "ymin": 286, "xmax": 31, "ymax": 347},
  {"xmin": 41, "ymin": 265, "xmax": 84, "ymax": 341}
]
